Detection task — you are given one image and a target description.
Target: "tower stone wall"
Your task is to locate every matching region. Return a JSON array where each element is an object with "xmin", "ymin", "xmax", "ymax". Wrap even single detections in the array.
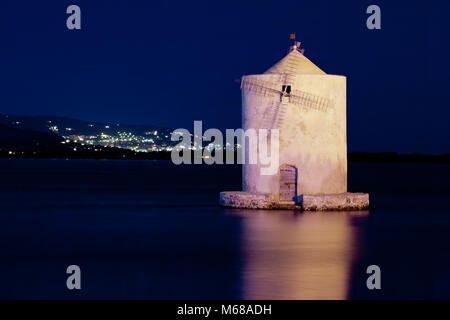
[{"xmin": 242, "ymin": 72, "xmax": 347, "ymax": 196}]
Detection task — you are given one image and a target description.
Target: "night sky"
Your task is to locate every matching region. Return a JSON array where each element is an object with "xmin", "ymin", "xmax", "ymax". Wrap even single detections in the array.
[{"xmin": 1, "ymin": 0, "xmax": 449, "ymax": 153}]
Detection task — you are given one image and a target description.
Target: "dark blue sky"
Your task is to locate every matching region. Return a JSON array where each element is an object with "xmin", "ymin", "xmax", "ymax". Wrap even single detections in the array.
[{"xmin": 1, "ymin": 0, "xmax": 449, "ymax": 153}]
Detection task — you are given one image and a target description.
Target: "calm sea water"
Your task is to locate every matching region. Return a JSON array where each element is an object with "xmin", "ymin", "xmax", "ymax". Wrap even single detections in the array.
[{"xmin": 0, "ymin": 159, "xmax": 450, "ymax": 299}]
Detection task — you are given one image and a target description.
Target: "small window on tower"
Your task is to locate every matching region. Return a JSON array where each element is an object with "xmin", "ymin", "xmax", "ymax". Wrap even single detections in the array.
[{"xmin": 282, "ymin": 85, "xmax": 291, "ymax": 94}]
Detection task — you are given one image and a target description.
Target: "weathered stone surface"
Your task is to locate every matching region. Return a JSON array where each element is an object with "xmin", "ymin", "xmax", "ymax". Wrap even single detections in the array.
[
  {"xmin": 242, "ymin": 72, "xmax": 348, "ymax": 196},
  {"xmin": 219, "ymin": 191, "xmax": 278, "ymax": 209},
  {"xmin": 300, "ymin": 193, "xmax": 369, "ymax": 211},
  {"xmin": 219, "ymin": 191, "xmax": 369, "ymax": 211}
]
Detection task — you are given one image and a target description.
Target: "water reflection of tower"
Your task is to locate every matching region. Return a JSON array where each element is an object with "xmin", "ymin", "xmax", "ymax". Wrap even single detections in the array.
[{"xmin": 239, "ymin": 211, "xmax": 368, "ymax": 299}]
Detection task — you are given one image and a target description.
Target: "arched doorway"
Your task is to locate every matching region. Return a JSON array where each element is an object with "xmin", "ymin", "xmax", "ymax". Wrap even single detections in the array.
[{"xmin": 279, "ymin": 164, "xmax": 297, "ymax": 202}]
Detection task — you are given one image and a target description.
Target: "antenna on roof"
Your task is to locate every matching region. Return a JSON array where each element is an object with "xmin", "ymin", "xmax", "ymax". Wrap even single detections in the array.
[{"xmin": 289, "ymin": 34, "xmax": 304, "ymax": 54}]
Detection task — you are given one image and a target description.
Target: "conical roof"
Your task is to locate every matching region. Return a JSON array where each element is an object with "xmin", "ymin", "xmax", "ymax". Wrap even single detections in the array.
[{"xmin": 264, "ymin": 46, "xmax": 325, "ymax": 75}]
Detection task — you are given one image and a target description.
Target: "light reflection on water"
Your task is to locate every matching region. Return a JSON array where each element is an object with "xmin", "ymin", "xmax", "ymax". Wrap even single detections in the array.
[
  {"xmin": 2, "ymin": 160, "xmax": 450, "ymax": 299},
  {"xmin": 231, "ymin": 210, "xmax": 369, "ymax": 299}
]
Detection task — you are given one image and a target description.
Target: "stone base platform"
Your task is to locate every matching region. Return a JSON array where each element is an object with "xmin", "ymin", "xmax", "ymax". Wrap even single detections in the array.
[{"xmin": 219, "ymin": 191, "xmax": 369, "ymax": 211}]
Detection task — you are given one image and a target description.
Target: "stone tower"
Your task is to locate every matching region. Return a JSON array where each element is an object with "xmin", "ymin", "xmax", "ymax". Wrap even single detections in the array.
[
  {"xmin": 242, "ymin": 42, "xmax": 347, "ymax": 197},
  {"xmin": 220, "ymin": 41, "xmax": 368, "ymax": 211}
]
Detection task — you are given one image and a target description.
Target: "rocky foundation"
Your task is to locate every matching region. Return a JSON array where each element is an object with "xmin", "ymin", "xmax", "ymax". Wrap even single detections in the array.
[{"xmin": 219, "ymin": 191, "xmax": 369, "ymax": 211}]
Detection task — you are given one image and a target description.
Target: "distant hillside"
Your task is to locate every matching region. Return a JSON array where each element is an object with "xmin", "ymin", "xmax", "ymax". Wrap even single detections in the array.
[
  {"xmin": 0, "ymin": 113, "xmax": 173, "ymax": 137},
  {"xmin": 1, "ymin": 114, "xmax": 449, "ymax": 163},
  {"xmin": 0, "ymin": 123, "xmax": 63, "ymax": 150},
  {"xmin": 349, "ymin": 152, "xmax": 450, "ymax": 163},
  {"xmin": 0, "ymin": 123, "xmax": 171, "ymax": 160}
]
